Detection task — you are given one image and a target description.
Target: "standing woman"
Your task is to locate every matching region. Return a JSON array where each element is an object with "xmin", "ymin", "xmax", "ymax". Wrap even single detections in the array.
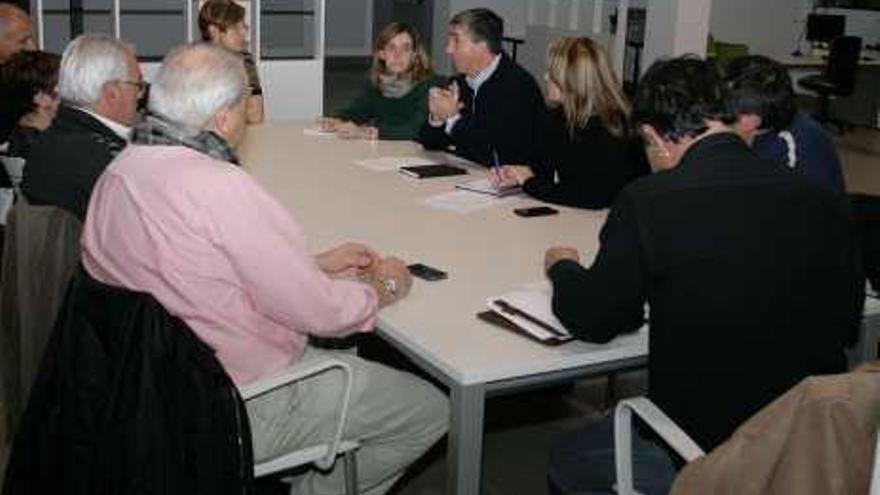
[
  {"xmin": 495, "ymin": 37, "xmax": 648, "ymax": 209},
  {"xmin": 322, "ymin": 22, "xmax": 442, "ymax": 140},
  {"xmin": 199, "ymin": 0, "xmax": 264, "ymax": 124}
]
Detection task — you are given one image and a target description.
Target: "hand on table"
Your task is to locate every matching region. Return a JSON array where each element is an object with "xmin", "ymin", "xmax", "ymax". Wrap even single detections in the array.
[
  {"xmin": 545, "ymin": 246, "xmax": 580, "ymax": 273},
  {"xmin": 336, "ymin": 122, "xmax": 379, "ymax": 140},
  {"xmin": 316, "ymin": 242, "xmax": 379, "ymax": 275},
  {"xmin": 317, "ymin": 117, "xmax": 342, "ymax": 132},
  {"xmin": 367, "ymin": 256, "xmax": 413, "ymax": 307}
]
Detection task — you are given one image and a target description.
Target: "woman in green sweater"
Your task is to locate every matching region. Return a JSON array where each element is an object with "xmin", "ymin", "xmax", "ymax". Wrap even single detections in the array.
[{"xmin": 321, "ymin": 22, "xmax": 442, "ymax": 140}]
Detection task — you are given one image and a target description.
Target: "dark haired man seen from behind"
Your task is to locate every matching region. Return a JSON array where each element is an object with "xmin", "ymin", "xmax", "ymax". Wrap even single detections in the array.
[
  {"xmin": 725, "ymin": 55, "xmax": 845, "ymax": 193},
  {"xmin": 545, "ymin": 56, "xmax": 863, "ymax": 495},
  {"xmin": 417, "ymin": 8, "xmax": 545, "ymax": 167}
]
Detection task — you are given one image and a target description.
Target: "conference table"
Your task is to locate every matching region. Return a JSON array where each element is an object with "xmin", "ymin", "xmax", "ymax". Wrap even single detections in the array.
[{"xmin": 239, "ymin": 122, "xmax": 649, "ymax": 495}]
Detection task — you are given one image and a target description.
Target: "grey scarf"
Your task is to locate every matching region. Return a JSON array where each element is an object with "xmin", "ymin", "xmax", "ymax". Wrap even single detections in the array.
[
  {"xmin": 378, "ymin": 72, "xmax": 415, "ymax": 98},
  {"xmin": 133, "ymin": 114, "xmax": 241, "ymax": 166}
]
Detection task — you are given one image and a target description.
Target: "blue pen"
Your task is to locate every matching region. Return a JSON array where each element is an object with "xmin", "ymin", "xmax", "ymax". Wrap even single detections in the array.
[{"xmin": 491, "ymin": 148, "xmax": 502, "ymax": 189}]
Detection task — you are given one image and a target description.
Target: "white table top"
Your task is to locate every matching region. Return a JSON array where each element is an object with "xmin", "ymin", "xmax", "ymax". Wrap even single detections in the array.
[{"xmin": 239, "ymin": 122, "xmax": 647, "ymax": 386}]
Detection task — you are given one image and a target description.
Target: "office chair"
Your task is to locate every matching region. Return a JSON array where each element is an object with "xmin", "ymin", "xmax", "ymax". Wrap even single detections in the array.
[{"xmin": 798, "ymin": 36, "xmax": 862, "ymax": 131}]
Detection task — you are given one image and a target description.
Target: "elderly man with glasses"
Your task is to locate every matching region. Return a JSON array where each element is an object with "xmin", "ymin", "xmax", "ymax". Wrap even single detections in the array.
[{"xmin": 22, "ymin": 33, "xmax": 144, "ymax": 220}]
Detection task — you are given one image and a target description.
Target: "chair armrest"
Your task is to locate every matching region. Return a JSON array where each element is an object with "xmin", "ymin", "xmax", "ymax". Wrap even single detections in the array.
[
  {"xmin": 614, "ymin": 397, "xmax": 705, "ymax": 495},
  {"xmin": 241, "ymin": 359, "xmax": 355, "ymax": 470},
  {"xmin": 870, "ymin": 428, "xmax": 879, "ymax": 495}
]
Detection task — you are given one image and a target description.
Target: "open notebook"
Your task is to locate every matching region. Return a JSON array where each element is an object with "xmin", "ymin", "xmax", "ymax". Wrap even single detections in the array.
[
  {"xmin": 480, "ymin": 282, "xmax": 573, "ymax": 345},
  {"xmin": 456, "ymin": 178, "xmax": 521, "ymax": 197}
]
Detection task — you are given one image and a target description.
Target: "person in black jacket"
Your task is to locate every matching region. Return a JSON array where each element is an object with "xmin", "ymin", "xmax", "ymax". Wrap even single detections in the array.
[
  {"xmin": 545, "ymin": 56, "xmax": 864, "ymax": 495},
  {"xmin": 22, "ymin": 34, "xmax": 143, "ymax": 220},
  {"xmin": 492, "ymin": 37, "xmax": 648, "ymax": 209},
  {"xmin": 416, "ymin": 8, "xmax": 545, "ymax": 166}
]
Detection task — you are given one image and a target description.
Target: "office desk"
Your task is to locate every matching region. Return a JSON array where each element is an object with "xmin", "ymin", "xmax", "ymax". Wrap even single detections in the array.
[
  {"xmin": 780, "ymin": 51, "xmax": 880, "ymax": 69},
  {"xmin": 239, "ymin": 122, "xmax": 648, "ymax": 495}
]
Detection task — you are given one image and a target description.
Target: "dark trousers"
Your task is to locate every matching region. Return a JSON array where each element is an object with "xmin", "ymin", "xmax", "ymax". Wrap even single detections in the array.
[{"xmin": 548, "ymin": 415, "xmax": 678, "ymax": 495}]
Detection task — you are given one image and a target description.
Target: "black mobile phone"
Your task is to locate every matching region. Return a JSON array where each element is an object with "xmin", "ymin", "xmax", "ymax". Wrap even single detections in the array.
[
  {"xmin": 513, "ymin": 206, "xmax": 559, "ymax": 217},
  {"xmin": 407, "ymin": 263, "xmax": 448, "ymax": 281}
]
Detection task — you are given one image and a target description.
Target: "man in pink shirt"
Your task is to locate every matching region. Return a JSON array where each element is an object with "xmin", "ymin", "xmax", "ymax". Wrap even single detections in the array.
[{"xmin": 81, "ymin": 43, "xmax": 448, "ymax": 495}]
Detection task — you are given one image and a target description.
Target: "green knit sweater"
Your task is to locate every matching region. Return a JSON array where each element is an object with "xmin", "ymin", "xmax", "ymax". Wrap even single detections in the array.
[{"xmin": 333, "ymin": 75, "xmax": 445, "ymax": 141}]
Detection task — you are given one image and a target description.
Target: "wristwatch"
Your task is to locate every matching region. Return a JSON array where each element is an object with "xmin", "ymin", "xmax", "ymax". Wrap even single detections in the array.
[{"xmin": 381, "ymin": 277, "xmax": 397, "ymax": 298}]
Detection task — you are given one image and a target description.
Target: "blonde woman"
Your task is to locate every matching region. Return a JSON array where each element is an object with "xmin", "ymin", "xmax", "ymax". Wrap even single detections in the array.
[
  {"xmin": 322, "ymin": 22, "xmax": 443, "ymax": 140},
  {"xmin": 494, "ymin": 37, "xmax": 647, "ymax": 209},
  {"xmin": 199, "ymin": 0, "xmax": 264, "ymax": 124}
]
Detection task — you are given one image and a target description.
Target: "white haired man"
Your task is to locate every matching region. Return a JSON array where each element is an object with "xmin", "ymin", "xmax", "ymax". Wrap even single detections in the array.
[
  {"xmin": 0, "ymin": 2, "xmax": 33, "ymax": 62},
  {"xmin": 22, "ymin": 34, "xmax": 143, "ymax": 220},
  {"xmin": 80, "ymin": 43, "xmax": 449, "ymax": 495}
]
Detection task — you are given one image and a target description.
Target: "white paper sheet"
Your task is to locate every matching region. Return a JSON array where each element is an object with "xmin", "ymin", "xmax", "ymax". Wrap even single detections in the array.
[
  {"xmin": 422, "ymin": 190, "xmax": 516, "ymax": 214},
  {"xmin": 302, "ymin": 128, "xmax": 338, "ymax": 138}
]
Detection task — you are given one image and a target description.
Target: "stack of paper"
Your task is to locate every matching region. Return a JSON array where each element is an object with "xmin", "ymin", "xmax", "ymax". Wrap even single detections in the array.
[
  {"xmin": 484, "ymin": 282, "xmax": 572, "ymax": 344},
  {"xmin": 354, "ymin": 156, "xmax": 441, "ymax": 172}
]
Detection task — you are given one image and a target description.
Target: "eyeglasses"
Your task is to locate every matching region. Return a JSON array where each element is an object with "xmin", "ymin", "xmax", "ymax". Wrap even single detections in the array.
[{"xmin": 114, "ymin": 79, "xmax": 148, "ymax": 95}]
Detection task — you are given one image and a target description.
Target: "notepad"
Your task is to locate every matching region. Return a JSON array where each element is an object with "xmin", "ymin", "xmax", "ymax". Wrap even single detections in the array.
[
  {"xmin": 482, "ymin": 282, "xmax": 573, "ymax": 345},
  {"xmin": 455, "ymin": 178, "xmax": 521, "ymax": 197}
]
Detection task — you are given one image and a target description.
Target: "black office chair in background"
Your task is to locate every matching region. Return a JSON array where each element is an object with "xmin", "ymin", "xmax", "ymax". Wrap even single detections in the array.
[{"xmin": 798, "ymin": 36, "xmax": 862, "ymax": 131}]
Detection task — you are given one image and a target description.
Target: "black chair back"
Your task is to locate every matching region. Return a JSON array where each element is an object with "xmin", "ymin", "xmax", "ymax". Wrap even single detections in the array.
[{"xmin": 826, "ymin": 36, "xmax": 862, "ymax": 94}]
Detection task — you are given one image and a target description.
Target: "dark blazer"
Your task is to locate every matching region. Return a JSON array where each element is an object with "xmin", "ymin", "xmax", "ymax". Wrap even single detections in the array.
[
  {"xmin": 548, "ymin": 133, "xmax": 864, "ymax": 451},
  {"xmin": 3, "ymin": 267, "xmax": 253, "ymax": 495},
  {"xmin": 523, "ymin": 110, "xmax": 649, "ymax": 209},
  {"xmin": 417, "ymin": 53, "xmax": 546, "ymax": 166},
  {"xmin": 22, "ymin": 104, "xmax": 127, "ymax": 220}
]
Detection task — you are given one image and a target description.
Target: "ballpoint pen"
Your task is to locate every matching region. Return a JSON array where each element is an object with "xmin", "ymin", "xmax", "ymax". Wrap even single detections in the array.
[{"xmin": 491, "ymin": 148, "xmax": 502, "ymax": 190}]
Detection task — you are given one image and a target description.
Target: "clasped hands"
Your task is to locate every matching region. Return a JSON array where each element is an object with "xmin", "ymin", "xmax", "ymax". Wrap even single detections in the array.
[
  {"xmin": 318, "ymin": 117, "xmax": 379, "ymax": 141},
  {"xmin": 316, "ymin": 242, "xmax": 412, "ymax": 306},
  {"xmin": 428, "ymin": 81, "xmax": 464, "ymax": 122}
]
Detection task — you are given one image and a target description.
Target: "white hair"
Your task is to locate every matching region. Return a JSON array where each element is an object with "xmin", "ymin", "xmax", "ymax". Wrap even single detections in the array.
[
  {"xmin": 148, "ymin": 43, "xmax": 245, "ymax": 132},
  {"xmin": 57, "ymin": 34, "xmax": 134, "ymax": 107}
]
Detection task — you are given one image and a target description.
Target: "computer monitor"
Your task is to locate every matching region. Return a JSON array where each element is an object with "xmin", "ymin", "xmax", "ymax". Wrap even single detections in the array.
[{"xmin": 806, "ymin": 14, "xmax": 846, "ymax": 44}]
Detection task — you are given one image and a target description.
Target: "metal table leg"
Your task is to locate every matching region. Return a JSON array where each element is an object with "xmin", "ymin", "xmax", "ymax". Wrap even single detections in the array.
[{"xmin": 446, "ymin": 382, "xmax": 486, "ymax": 495}]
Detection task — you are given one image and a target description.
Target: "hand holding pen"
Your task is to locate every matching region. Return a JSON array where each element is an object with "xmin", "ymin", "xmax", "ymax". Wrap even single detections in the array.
[{"xmin": 487, "ymin": 148, "xmax": 534, "ymax": 189}]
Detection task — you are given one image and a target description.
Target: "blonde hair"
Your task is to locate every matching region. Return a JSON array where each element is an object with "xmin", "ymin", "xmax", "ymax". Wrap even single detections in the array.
[
  {"xmin": 369, "ymin": 23, "xmax": 432, "ymax": 88},
  {"xmin": 547, "ymin": 37, "xmax": 631, "ymax": 137}
]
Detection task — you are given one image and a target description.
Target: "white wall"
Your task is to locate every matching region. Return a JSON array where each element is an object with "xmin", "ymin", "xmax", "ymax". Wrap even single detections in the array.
[
  {"xmin": 643, "ymin": 0, "xmax": 712, "ymax": 70},
  {"xmin": 709, "ymin": 0, "xmax": 809, "ymax": 60}
]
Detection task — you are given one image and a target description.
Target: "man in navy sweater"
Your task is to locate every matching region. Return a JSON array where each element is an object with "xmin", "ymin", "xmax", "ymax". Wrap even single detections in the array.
[
  {"xmin": 417, "ymin": 8, "xmax": 545, "ymax": 166},
  {"xmin": 725, "ymin": 55, "xmax": 846, "ymax": 193}
]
